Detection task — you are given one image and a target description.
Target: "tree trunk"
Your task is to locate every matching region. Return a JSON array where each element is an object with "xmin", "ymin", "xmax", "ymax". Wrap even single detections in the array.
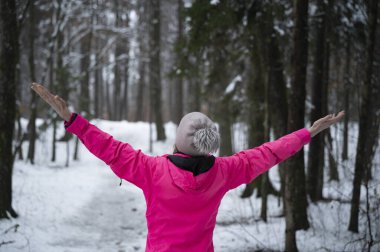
[
  {"xmin": 218, "ymin": 100, "xmax": 233, "ymax": 156},
  {"xmin": 173, "ymin": 0, "xmax": 184, "ymax": 125},
  {"xmin": 135, "ymin": 60, "xmax": 146, "ymax": 121},
  {"xmin": 264, "ymin": 5, "xmax": 288, "ymax": 205},
  {"xmin": 208, "ymin": 37, "xmax": 232, "ymax": 157},
  {"xmin": 113, "ymin": 45, "xmax": 121, "ymax": 120},
  {"xmin": 0, "ymin": 0, "xmax": 19, "ymax": 219},
  {"xmin": 348, "ymin": 0, "xmax": 380, "ymax": 233},
  {"xmin": 326, "ymin": 128, "xmax": 339, "ymax": 181},
  {"xmin": 285, "ymin": 0, "xmax": 310, "ymax": 250},
  {"xmin": 73, "ymin": 137, "xmax": 79, "ymax": 161},
  {"xmin": 14, "ymin": 112, "xmax": 24, "ymax": 160},
  {"xmin": 51, "ymin": 117, "xmax": 57, "ymax": 162},
  {"xmin": 94, "ymin": 51, "xmax": 100, "ymax": 118},
  {"xmin": 149, "ymin": 0, "xmax": 166, "ymax": 141},
  {"xmin": 49, "ymin": 0, "xmax": 65, "ymax": 163},
  {"xmin": 27, "ymin": 1, "xmax": 38, "ymax": 165},
  {"xmin": 121, "ymin": 11, "xmax": 130, "ymax": 120},
  {"xmin": 93, "ymin": 3, "xmax": 100, "ymax": 119},
  {"xmin": 321, "ymin": 9, "xmax": 338, "ymax": 183},
  {"xmin": 342, "ymin": 40, "xmax": 351, "ymax": 161},
  {"xmin": 113, "ymin": 0, "xmax": 122, "ymax": 121},
  {"xmin": 27, "ymin": 94, "xmax": 38, "ymax": 164},
  {"xmin": 106, "ymin": 80, "xmax": 112, "ymax": 119},
  {"xmin": 80, "ymin": 30, "xmax": 92, "ymax": 117},
  {"xmin": 135, "ymin": 0, "xmax": 148, "ymax": 122},
  {"xmin": 260, "ymin": 66, "xmax": 271, "ymax": 222},
  {"xmin": 122, "ymin": 59, "xmax": 129, "ymax": 120},
  {"xmin": 241, "ymin": 37, "xmax": 266, "ymax": 197},
  {"xmin": 307, "ymin": 0, "xmax": 326, "ymax": 202}
]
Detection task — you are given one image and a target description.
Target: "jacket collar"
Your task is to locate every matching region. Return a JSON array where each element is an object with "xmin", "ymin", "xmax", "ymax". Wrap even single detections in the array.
[{"xmin": 167, "ymin": 153, "xmax": 215, "ymax": 176}]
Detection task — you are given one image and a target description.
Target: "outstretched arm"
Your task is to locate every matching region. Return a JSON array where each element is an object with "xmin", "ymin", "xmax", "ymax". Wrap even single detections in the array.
[
  {"xmin": 31, "ymin": 83, "xmax": 157, "ymax": 190},
  {"xmin": 222, "ymin": 112, "xmax": 344, "ymax": 190}
]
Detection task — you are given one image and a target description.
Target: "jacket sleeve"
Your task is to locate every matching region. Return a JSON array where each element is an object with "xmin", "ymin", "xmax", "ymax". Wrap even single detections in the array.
[
  {"xmin": 65, "ymin": 113, "xmax": 158, "ymax": 190},
  {"xmin": 219, "ymin": 128, "xmax": 311, "ymax": 190}
]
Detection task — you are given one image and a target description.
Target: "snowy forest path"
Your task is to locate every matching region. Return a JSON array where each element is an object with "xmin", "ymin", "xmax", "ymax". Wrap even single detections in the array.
[{"xmin": 49, "ymin": 163, "xmax": 147, "ymax": 252}]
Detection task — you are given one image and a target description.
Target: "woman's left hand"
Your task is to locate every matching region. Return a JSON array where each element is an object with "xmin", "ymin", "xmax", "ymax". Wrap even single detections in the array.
[{"xmin": 309, "ymin": 111, "xmax": 345, "ymax": 137}]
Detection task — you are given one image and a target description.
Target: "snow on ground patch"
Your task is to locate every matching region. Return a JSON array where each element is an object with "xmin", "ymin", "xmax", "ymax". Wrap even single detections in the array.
[{"xmin": 1, "ymin": 161, "xmax": 108, "ymax": 251}]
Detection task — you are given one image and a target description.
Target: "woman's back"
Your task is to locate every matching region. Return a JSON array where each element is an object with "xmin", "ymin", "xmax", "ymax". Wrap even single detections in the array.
[{"xmin": 145, "ymin": 154, "xmax": 228, "ymax": 251}]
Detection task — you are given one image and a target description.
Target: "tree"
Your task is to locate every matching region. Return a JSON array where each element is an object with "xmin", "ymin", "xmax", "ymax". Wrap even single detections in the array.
[
  {"xmin": 79, "ymin": 29, "xmax": 92, "ymax": 117},
  {"xmin": 149, "ymin": 0, "xmax": 166, "ymax": 141},
  {"xmin": 49, "ymin": 0, "xmax": 65, "ymax": 163},
  {"xmin": 0, "ymin": 0, "xmax": 19, "ymax": 219},
  {"xmin": 341, "ymin": 39, "xmax": 350, "ymax": 161},
  {"xmin": 240, "ymin": 2, "xmax": 281, "ymax": 205},
  {"xmin": 27, "ymin": 0, "xmax": 38, "ymax": 165},
  {"xmin": 172, "ymin": 0, "xmax": 184, "ymax": 125},
  {"xmin": 241, "ymin": 22, "xmax": 266, "ymax": 197},
  {"xmin": 348, "ymin": 0, "xmax": 380, "ymax": 233},
  {"xmin": 120, "ymin": 12, "xmax": 130, "ymax": 121},
  {"xmin": 284, "ymin": 0, "xmax": 310, "ymax": 250},
  {"xmin": 262, "ymin": 2, "xmax": 289, "ymax": 206},
  {"xmin": 113, "ymin": 0, "xmax": 123, "ymax": 121},
  {"xmin": 307, "ymin": 0, "xmax": 327, "ymax": 202}
]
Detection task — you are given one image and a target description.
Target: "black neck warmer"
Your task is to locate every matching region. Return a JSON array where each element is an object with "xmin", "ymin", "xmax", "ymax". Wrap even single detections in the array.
[{"xmin": 167, "ymin": 154, "xmax": 215, "ymax": 176}]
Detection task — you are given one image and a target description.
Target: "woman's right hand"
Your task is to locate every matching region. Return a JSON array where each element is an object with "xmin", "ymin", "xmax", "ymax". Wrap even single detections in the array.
[
  {"xmin": 308, "ymin": 111, "xmax": 345, "ymax": 137},
  {"xmin": 31, "ymin": 83, "xmax": 72, "ymax": 121}
]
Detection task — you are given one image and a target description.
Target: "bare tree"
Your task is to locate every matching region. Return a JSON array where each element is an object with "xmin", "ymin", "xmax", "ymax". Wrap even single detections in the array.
[
  {"xmin": 172, "ymin": 0, "xmax": 184, "ymax": 125},
  {"xmin": 307, "ymin": 0, "xmax": 327, "ymax": 201},
  {"xmin": 149, "ymin": 0, "xmax": 166, "ymax": 141},
  {"xmin": 341, "ymin": 39, "xmax": 351, "ymax": 161},
  {"xmin": 27, "ymin": 0, "xmax": 38, "ymax": 165},
  {"xmin": 0, "ymin": 0, "xmax": 19, "ymax": 219},
  {"xmin": 285, "ymin": 0, "xmax": 310, "ymax": 250},
  {"xmin": 348, "ymin": 0, "xmax": 380, "ymax": 233}
]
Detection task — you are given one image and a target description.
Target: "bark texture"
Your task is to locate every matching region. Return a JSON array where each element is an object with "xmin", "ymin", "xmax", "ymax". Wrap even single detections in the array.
[
  {"xmin": 348, "ymin": 0, "xmax": 380, "ymax": 233},
  {"xmin": 285, "ymin": 0, "xmax": 310, "ymax": 250},
  {"xmin": 0, "ymin": 0, "xmax": 19, "ymax": 219}
]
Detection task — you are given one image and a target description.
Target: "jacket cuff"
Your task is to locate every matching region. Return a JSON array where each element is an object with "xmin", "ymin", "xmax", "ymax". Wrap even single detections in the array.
[
  {"xmin": 64, "ymin": 113, "xmax": 78, "ymax": 128},
  {"xmin": 65, "ymin": 113, "xmax": 89, "ymax": 136},
  {"xmin": 294, "ymin": 128, "xmax": 311, "ymax": 145}
]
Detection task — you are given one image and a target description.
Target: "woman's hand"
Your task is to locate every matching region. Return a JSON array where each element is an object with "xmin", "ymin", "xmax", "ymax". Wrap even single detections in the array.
[
  {"xmin": 309, "ymin": 111, "xmax": 345, "ymax": 137},
  {"xmin": 31, "ymin": 83, "xmax": 72, "ymax": 121}
]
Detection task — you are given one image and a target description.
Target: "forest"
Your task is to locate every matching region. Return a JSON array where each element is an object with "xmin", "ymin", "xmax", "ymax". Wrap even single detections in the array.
[{"xmin": 0, "ymin": 0, "xmax": 379, "ymax": 251}]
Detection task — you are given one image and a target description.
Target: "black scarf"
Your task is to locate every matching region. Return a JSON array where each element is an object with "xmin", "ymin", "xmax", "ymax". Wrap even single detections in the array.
[{"xmin": 167, "ymin": 154, "xmax": 215, "ymax": 176}]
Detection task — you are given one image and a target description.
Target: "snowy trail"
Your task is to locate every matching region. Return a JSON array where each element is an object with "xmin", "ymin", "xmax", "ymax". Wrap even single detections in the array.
[{"xmin": 48, "ymin": 166, "xmax": 148, "ymax": 252}]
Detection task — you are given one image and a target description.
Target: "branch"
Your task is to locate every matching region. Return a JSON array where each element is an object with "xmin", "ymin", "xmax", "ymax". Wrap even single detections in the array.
[
  {"xmin": 18, "ymin": 0, "xmax": 32, "ymax": 29},
  {"xmin": 0, "ymin": 240, "xmax": 15, "ymax": 247},
  {"xmin": 3, "ymin": 224, "xmax": 19, "ymax": 234}
]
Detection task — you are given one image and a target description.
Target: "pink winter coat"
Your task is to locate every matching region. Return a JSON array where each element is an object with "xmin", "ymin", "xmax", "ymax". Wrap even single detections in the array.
[{"xmin": 65, "ymin": 114, "xmax": 311, "ymax": 252}]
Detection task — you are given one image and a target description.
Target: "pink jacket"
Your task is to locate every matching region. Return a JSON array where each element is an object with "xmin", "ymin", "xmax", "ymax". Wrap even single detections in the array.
[{"xmin": 66, "ymin": 114, "xmax": 311, "ymax": 252}]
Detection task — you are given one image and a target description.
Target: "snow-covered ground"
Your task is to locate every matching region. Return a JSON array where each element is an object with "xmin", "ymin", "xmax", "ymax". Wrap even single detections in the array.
[{"xmin": 1, "ymin": 118, "xmax": 379, "ymax": 252}]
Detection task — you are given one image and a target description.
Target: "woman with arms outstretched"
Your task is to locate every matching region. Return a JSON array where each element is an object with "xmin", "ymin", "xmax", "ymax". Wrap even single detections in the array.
[{"xmin": 31, "ymin": 83, "xmax": 344, "ymax": 252}]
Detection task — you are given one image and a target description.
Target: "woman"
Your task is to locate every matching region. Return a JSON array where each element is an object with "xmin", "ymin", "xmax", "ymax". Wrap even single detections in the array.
[{"xmin": 31, "ymin": 83, "xmax": 344, "ymax": 251}]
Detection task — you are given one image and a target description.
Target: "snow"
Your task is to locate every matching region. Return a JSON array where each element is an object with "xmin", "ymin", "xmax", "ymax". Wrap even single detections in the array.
[
  {"xmin": 274, "ymin": 24, "xmax": 285, "ymax": 36},
  {"xmin": 224, "ymin": 75, "xmax": 242, "ymax": 95},
  {"xmin": 1, "ymin": 119, "xmax": 379, "ymax": 252}
]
